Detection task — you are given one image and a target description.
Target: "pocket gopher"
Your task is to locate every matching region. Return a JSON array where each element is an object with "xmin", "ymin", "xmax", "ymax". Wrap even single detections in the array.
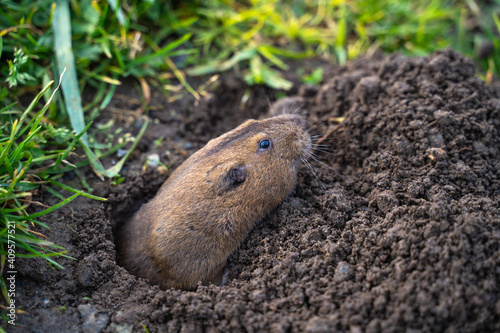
[{"xmin": 116, "ymin": 114, "xmax": 311, "ymax": 290}]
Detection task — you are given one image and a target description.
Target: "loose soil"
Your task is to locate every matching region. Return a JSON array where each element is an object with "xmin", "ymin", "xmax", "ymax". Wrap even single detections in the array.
[{"xmin": 4, "ymin": 49, "xmax": 500, "ymax": 333}]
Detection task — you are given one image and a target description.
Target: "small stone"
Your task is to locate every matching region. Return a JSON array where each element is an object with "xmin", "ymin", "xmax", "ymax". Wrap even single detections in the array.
[
  {"xmin": 350, "ymin": 325, "xmax": 362, "ymax": 333},
  {"xmin": 288, "ymin": 197, "xmax": 302, "ymax": 209},
  {"xmin": 109, "ymin": 322, "xmax": 134, "ymax": 333},
  {"xmin": 291, "ymin": 288, "xmax": 305, "ymax": 306},
  {"xmin": 428, "ymin": 54, "xmax": 448, "ymax": 72},
  {"xmin": 295, "ymin": 263, "xmax": 309, "ymax": 277},
  {"xmin": 376, "ymin": 191, "xmax": 399, "ymax": 214},
  {"xmin": 180, "ymin": 322, "xmax": 203, "ymax": 333},
  {"xmin": 77, "ymin": 304, "xmax": 110, "ymax": 333},
  {"xmin": 147, "ymin": 153, "xmax": 161, "ymax": 167},
  {"xmin": 426, "ymin": 147, "xmax": 446, "ymax": 162},
  {"xmin": 76, "ymin": 257, "xmax": 95, "ymax": 287},
  {"xmin": 117, "ymin": 149, "xmax": 127, "ymax": 158},
  {"xmin": 270, "ymin": 321, "xmax": 290, "ymax": 333},
  {"xmin": 334, "ymin": 261, "xmax": 354, "ymax": 282},
  {"xmin": 305, "ymin": 316, "xmax": 336, "ymax": 333},
  {"xmin": 303, "ymin": 230, "xmax": 322, "ymax": 243},
  {"xmin": 249, "ymin": 289, "xmax": 267, "ymax": 304}
]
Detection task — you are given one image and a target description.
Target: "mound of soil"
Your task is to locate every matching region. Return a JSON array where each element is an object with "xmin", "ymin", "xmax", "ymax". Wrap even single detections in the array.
[{"xmin": 6, "ymin": 49, "xmax": 500, "ymax": 332}]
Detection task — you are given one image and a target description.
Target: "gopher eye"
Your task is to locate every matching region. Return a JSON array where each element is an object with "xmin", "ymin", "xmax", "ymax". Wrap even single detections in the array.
[{"xmin": 258, "ymin": 139, "xmax": 271, "ymax": 151}]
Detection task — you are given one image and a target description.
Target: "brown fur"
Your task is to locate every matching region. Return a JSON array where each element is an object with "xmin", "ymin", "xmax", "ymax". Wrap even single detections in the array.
[{"xmin": 116, "ymin": 114, "xmax": 311, "ymax": 290}]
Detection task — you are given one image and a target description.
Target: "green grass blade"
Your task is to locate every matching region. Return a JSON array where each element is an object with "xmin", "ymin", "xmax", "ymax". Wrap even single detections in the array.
[
  {"xmin": 52, "ymin": 0, "xmax": 88, "ymax": 146},
  {"xmin": 45, "ymin": 186, "xmax": 66, "ymax": 201},
  {"xmin": 0, "ymin": 278, "xmax": 9, "ymax": 306},
  {"xmin": 129, "ymin": 33, "xmax": 192, "ymax": 67},
  {"xmin": 335, "ymin": 1, "xmax": 347, "ymax": 64},
  {"xmin": 8, "ymin": 231, "xmax": 62, "ymax": 249},
  {"xmin": 6, "ymin": 182, "xmax": 39, "ymax": 191},
  {"xmin": 9, "ymin": 215, "xmax": 51, "ymax": 229},
  {"xmin": 113, "ymin": 44, "xmax": 125, "ymax": 70},
  {"xmin": 52, "ymin": 1, "xmax": 111, "ymax": 180},
  {"xmin": 9, "ymin": 155, "xmax": 31, "ymax": 190},
  {"xmin": 13, "ymin": 192, "xmax": 81, "ymax": 221},
  {"xmin": 0, "ymin": 102, "xmax": 17, "ymax": 114},
  {"xmin": 12, "ymin": 239, "xmax": 65, "ymax": 270},
  {"xmin": 188, "ymin": 47, "xmax": 257, "ymax": 76},
  {"xmin": 50, "ymin": 121, "xmax": 93, "ymax": 171},
  {"xmin": 0, "ymin": 119, "xmax": 19, "ymax": 169},
  {"xmin": 101, "ymin": 117, "xmax": 149, "ymax": 178},
  {"xmin": 260, "ymin": 66, "xmax": 293, "ymax": 90},
  {"xmin": 81, "ymin": 144, "xmax": 108, "ymax": 179},
  {"xmin": 8, "ymin": 126, "xmax": 41, "ymax": 166},
  {"xmin": 257, "ymin": 45, "xmax": 289, "ymax": 70},
  {"xmin": 1, "ymin": 148, "xmax": 14, "ymax": 179},
  {"xmin": 45, "ymin": 137, "xmax": 130, "ymax": 174},
  {"xmin": 50, "ymin": 180, "xmax": 106, "ymax": 201},
  {"xmin": 100, "ymin": 81, "xmax": 117, "ymax": 110},
  {"xmin": 25, "ymin": 72, "xmax": 64, "ymax": 138},
  {"xmin": 491, "ymin": 13, "xmax": 500, "ymax": 77},
  {"xmin": 106, "ymin": 0, "xmax": 127, "ymax": 26}
]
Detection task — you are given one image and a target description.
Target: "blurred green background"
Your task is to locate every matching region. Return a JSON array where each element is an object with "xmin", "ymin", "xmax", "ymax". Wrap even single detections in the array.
[{"xmin": 2, "ymin": 0, "xmax": 500, "ymax": 107}]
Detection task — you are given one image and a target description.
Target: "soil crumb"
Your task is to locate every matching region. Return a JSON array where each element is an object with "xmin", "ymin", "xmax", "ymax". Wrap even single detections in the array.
[{"xmin": 6, "ymin": 49, "xmax": 500, "ymax": 333}]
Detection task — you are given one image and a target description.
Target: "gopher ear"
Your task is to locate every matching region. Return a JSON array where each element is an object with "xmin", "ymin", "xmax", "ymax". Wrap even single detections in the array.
[
  {"xmin": 208, "ymin": 164, "xmax": 247, "ymax": 195},
  {"xmin": 229, "ymin": 166, "xmax": 246, "ymax": 185}
]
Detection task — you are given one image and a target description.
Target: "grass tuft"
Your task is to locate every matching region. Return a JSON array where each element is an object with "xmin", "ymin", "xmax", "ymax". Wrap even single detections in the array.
[{"xmin": 0, "ymin": 80, "xmax": 105, "ymax": 306}]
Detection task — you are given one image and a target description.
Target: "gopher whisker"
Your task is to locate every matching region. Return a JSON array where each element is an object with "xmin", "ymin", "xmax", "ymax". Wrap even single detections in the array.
[
  {"xmin": 301, "ymin": 157, "xmax": 326, "ymax": 189},
  {"xmin": 305, "ymin": 152, "xmax": 344, "ymax": 178},
  {"xmin": 306, "ymin": 123, "xmax": 321, "ymax": 133},
  {"xmin": 312, "ymin": 147, "xmax": 335, "ymax": 155},
  {"xmin": 290, "ymin": 103, "xmax": 303, "ymax": 115}
]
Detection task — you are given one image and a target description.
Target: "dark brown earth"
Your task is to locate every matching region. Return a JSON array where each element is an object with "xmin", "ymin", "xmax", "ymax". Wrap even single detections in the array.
[{"xmin": 4, "ymin": 49, "xmax": 500, "ymax": 333}]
